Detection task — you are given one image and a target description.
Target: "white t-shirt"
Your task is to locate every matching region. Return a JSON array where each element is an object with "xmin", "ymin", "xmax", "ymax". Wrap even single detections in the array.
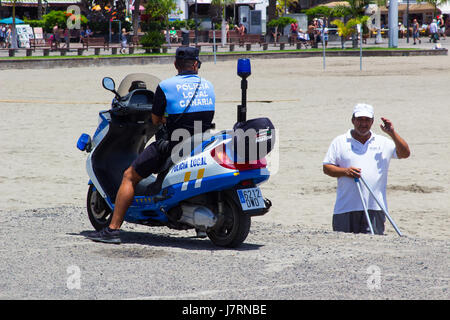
[{"xmin": 323, "ymin": 130, "xmax": 398, "ymax": 214}]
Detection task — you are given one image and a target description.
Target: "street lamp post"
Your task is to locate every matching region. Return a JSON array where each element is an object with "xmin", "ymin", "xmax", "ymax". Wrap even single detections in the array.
[
  {"xmin": 195, "ymin": 0, "xmax": 198, "ymax": 45},
  {"xmin": 406, "ymin": 0, "xmax": 410, "ymax": 44},
  {"xmin": 388, "ymin": 0, "xmax": 399, "ymax": 48}
]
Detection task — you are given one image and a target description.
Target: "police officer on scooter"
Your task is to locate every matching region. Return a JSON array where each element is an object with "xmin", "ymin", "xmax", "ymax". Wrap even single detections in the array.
[{"xmin": 88, "ymin": 47, "xmax": 215, "ymax": 244}]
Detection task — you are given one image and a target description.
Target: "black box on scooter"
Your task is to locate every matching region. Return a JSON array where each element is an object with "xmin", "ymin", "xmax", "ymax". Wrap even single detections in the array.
[{"xmin": 232, "ymin": 117, "xmax": 275, "ymax": 163}]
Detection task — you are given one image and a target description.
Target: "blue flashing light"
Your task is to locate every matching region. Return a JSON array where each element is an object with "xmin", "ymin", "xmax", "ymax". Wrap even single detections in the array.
[
  {"xmin": 237, "ymin": 58, "xmax": 251, "ymax": 78},
  {"xmin": 77, "ymin": 133, "xmax": 91, "ymax": 151}
]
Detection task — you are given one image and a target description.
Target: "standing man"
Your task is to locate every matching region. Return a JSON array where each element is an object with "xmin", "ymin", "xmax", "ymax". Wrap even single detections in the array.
[
  {"xmin": 322, "ymin": 104, "xmax": 410, "ymax": 235},
  {"xmin": 87, "ymin": 47, "xmax": 215, "ymax": 244},
  {"xmin": 0, "ymin": 24, "xmax": 5, "ymax": 48},
  {"xmin": 235, "ymin": 23, "xmax": 246, "ymax": 45},
  {"xmin": 120, "ymin": 28, "xmax": 128, "ymax": 54},
  {"xmin": 412, "ymin": 19, "xmax": 421, "ymax": 45},
  {"xmin": 437, "ymin": 15, "xmax": 446, "ymax": 40},
  {"xmin": 52, "ymin": 23, "xmax": 60, "ymax": 47},
  {"xmin": 429, "ymin": 19, "xmax": 439, "ymax": 43}
]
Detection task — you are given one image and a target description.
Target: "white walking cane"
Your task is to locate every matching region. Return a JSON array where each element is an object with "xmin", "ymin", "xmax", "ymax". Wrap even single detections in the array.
[
  {"xmin": 354, "ymin": 177, "xmax": 403, "ymax": 236},
  {"xmin": 354, "ymin": 178, "xmax": 375, "ymax": 235}
]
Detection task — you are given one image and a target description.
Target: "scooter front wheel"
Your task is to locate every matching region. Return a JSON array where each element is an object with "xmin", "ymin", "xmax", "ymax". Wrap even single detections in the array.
[
  {"xmin": 207, "ymin": 193, "xmax": 251, "ymax": 248},
  {"xmin": 87, "ymin": 185, "xmax": 112, "ymax": 231}
]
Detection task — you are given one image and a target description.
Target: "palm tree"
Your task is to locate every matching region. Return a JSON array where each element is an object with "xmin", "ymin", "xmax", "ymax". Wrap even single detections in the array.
[
  {"xmin": 211, "ymin": 0, "xmax": 235, "ymax": 46},
  {"xmin": 144, "ymin": 0, "xmax": 178, "ymax": 45},
  {"xmin": 332, "ymin": 18, "xmax": 357, "ymax": 49},
  {"xmin": 132, "ymin": 0, "xmax": 142, "ymax": 37},
  {"xmin": 8, "ymin": 0, "xmax": 21, "ymax": 49},
  {"xmin": 424, "ymin": 0, "xmax": 449, "ymax": 16},
  {"xmin": 268, "ymin": 0, "xmax": 277, "ymax": 22},
  {"xmin": 333, "ymin": 0, "xmax": 371, "ymax": 48},
  {"xmin": 37, "ymin": 0, "xmax": 43, "ymax": 20}
]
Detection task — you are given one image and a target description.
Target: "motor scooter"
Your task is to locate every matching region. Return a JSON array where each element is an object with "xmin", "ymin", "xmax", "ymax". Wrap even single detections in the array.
[{"xmin": 77, "ymin": 59, "xmax": 275, "ymax": 247}]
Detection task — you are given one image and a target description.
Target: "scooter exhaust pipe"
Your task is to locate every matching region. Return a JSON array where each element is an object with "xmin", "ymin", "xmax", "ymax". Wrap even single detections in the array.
[{"xmin": 179, "ymin": 204, "xmax": 217, "ymax": 230}]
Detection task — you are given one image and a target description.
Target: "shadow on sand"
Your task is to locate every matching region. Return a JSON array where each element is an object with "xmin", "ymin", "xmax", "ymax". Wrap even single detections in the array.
[{"xmin": 76, "ymin": 229, "xmax": 263, "ymax": 252}]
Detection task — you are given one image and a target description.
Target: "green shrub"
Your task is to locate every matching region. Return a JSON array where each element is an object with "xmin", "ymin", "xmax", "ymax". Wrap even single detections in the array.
[
  {"xmin": 267, "ymin": 17, "xmax": 296, "ymax": 29},
  {"xmin": 23, "ymin": 19, "xmax": 45, "ymax": 29},
  {"xmin": 25, "ymin": 10, "xmax": 88, "ymax": 33},
  {"xmin": 140, "ymin": 30, "xmax": 165, "ymax": 49}
]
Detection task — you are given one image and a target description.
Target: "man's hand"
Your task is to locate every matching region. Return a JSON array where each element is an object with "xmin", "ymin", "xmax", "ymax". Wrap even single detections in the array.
[
  {"xmin": 380, "ymin": 117, "xmax": 411, "ymax": 159},
  {"xmin": 344, "ymin": 167, "xmax": 362, "ymax": 178},
  {"xmin": 323, "ymin": 164, "xmax": 361, "ymax": 178},
  {"xmin": 380, "ymin": 117, "xmax": 394, "ymax": 135}
]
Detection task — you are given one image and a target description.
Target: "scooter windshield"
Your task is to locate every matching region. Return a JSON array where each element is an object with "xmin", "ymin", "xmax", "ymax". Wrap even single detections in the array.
[{"xmin": 117, "ymin": 73, "xmax": 161, "ymax": 97}]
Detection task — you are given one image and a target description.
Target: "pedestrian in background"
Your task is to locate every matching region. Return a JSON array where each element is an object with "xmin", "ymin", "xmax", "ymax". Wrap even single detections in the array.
[
  {"xmin": 52, "ymin": 23, "xmax": 60, "ymax": 47},
  {"xmin": 412, "ymin": 19, "xmax": 421, "ymax": 45},
  {"xmin": 0, "ymin": 24, "xmax": 5, "ymax": 48},
  {"xmin": 62, "ymin": 27, "xmax": 70, "ymax": 49},
  {"xmin": 120, "ymin": 28, "xmax": 128, "ymax": 54},
  {"xmin": 5, "ymin": 25, "xmax": 11, "ymax": 48},
  {"xmin": 429, "ymin": 19, "xmax": 439, "ymax": 43},
  {"xmin": 437, "ymin": 15, "xmax": 446, "ymax": 40}
]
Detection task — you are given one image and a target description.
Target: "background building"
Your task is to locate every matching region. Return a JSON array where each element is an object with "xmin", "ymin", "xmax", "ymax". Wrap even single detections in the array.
[{"xmin": 0, "ymin": 0, "xmax": 83, "ymax": 19}]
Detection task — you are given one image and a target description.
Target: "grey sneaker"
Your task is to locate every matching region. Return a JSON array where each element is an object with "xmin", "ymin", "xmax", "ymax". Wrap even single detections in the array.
[{"xmin": 87, "ymin": 227, "xmax": 121, "ymax": 244}]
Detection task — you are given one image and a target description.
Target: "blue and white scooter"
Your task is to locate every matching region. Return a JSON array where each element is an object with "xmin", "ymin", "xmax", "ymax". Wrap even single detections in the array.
[{"xmin": 77, "ymin": 59, "xmax": 275, "ymax": 247}]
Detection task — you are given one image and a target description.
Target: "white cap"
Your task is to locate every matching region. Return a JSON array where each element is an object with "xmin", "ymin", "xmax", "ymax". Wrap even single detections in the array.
[{"xmin": 353, "ymin": 103, "xmax": 374, "ymax": 118}]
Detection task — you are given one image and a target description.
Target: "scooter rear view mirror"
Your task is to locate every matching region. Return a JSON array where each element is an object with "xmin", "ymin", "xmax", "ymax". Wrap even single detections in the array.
[
  {"xmin": 102, "ymin": 77, "xmax": 120, "ymax": 100},
  {"xmin": 102, "ymin": 77, "xmax": 116, "ymax": 92}
]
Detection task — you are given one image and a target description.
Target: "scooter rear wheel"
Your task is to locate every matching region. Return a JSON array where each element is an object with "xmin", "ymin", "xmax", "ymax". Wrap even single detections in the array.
[
  {"xmin": 87, "ymin": 185, "xmax": 113, "ymax": 231},
  {"xmin": 207, "ymin": 194, "xmax": 251, "ymax": 248}
]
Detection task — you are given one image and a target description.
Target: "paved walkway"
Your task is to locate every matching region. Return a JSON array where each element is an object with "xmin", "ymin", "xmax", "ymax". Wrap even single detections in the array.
[{"xmin": 1, "ymin": 35, "xmax": 448, "ymax": 58}]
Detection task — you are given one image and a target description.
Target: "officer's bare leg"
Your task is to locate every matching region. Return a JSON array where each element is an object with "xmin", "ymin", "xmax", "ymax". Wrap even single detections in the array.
[{"xmin": 109, "ymin": 167, "xmax": 142, "ymax": 230}]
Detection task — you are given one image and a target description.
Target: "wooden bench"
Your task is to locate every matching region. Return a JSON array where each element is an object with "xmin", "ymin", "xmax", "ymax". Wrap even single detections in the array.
[
  {"xmin": 130, "ymin": 36, "xmax": 143, "ymax": 48},
  {"xmin": 244, "ymin": 34, "xmax": 263, "ymax": 45},
  {"xmin": 29, "ymin": 39, "xmax": 49, "ymax": 50},
  {"xmin": 162, "ymin": 42, "xmax": 182, "ymax": 49},
  {"xmin": 188, "ymin": 30, "xmax": 209, "ymax": 43},
  {"xmin": 228, "ymin": 31, "xmax": 263, "ymax": 46},
  {"xmin": 69, "ymin": 29, "xmax": 80, "ymax": 42},
  {"xmin": 27, "ymin": 39, "xmax": 53, "ymax": 55},
  {"xmin": 208, "ymin": 30, "xmax": 222, "ymax": 43},
  {"xmin": 289, "ymin": 34, "xmax": 297, "ymax": 45},
  {"xmin": 288, "ymin": 34, "xmax": 311, "ymax": 49},
  {"xmin": 228, "ymin": 30, "xmax": 242, "ymax": 45},
  {"xmin": 82, "ymin": 37, "xmax": 109, "ymax": 51},
  {"xmin": 229, "ymin": 35, "xmax": 241, "ymax": 44}
]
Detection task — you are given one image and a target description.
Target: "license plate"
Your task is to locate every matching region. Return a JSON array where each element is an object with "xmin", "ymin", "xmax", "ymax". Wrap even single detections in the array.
[{"xmin": 237, "ymin": 187, "xmax": 265, "ymax": 211}]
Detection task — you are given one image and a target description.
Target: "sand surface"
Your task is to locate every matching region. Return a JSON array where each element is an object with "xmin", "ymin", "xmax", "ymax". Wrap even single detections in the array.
[{"xmin": 0, "ymin": 55, "xmax": 448, "ymax": 299}]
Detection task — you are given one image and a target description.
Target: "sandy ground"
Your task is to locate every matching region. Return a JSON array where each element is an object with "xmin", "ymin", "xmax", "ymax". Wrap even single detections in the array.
[{"xmin": 0, "ymin": 55, "xmax": 449, "ymax": 300}]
